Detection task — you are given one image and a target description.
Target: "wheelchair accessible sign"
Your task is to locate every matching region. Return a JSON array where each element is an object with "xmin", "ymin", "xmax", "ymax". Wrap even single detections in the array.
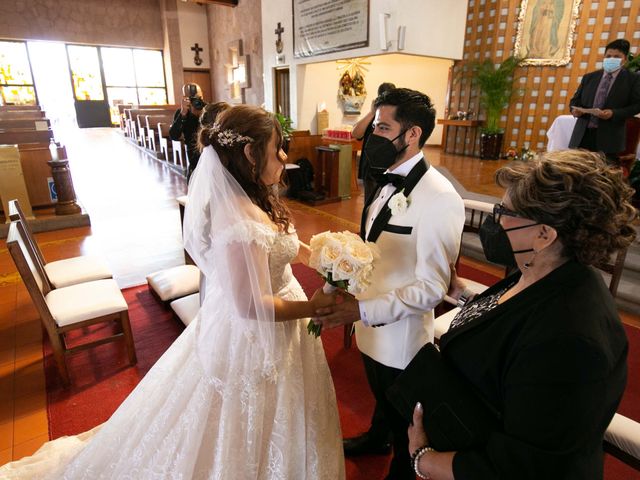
[{"xmin": 48, "ymin": 177, "xmax": 58, "ymax": 202}]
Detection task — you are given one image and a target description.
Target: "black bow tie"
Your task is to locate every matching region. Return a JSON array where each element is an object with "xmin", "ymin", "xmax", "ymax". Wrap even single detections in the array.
[{"xmin": 373, "ymin": 172, "xmax": 405, "ymax": 189}]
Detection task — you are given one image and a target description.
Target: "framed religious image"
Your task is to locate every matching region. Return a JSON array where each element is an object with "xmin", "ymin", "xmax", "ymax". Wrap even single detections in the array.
[
  {"xmin": 293, "ymin": 0, "xmax": 369, "ymax": 58},
  {"xmin": 514, "ymin": 0, "xmax": 582, "ymax": 66}
]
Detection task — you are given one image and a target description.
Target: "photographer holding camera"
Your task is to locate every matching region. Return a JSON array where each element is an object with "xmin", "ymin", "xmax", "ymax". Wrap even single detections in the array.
[{"xmin": 170, "ymin": 83, "xmax": 207, "ymax": 181}]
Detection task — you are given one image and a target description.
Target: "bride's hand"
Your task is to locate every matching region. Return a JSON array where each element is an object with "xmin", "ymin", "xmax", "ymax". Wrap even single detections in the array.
[{"xmin": 310, "ymin": 288, "xmax": 336, "ymax": 311}]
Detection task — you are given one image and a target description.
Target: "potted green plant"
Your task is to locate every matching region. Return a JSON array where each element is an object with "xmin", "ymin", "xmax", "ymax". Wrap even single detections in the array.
[
  {"xmin": 275, "ymin": 112, "xmax": 293, "ymax": 153},
  {"xmin": 460, "ymin": 56, "xmax": 521, "ymax": 159},
  {"xmin": 625, "ymin": 52, "xmax": 640, "ymax": 73}
]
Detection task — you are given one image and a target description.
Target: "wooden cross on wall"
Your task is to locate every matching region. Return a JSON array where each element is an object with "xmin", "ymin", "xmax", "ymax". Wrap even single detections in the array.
[
  {"xmin": 275, "ymin": 22, "xmax": 284, "ymax": 54},
  {"xmin": 191, "ymin": 43, "xmax": 204, "ymax": 66}
]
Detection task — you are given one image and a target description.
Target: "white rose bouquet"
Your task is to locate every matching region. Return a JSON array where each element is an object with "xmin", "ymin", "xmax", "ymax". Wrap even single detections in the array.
[{"xmin": 306, "ymin": 230, "xmax": 380, "ymax": 337}]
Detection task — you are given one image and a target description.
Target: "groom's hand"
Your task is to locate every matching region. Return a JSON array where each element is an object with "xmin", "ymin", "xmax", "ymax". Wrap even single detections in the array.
[{"xmin": 313, "ymin": 292, "xmax": 360, "ymax": 329}]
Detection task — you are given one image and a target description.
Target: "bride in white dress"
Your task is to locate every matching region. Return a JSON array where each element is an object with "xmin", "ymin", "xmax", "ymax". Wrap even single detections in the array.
[{"xmin": 0, "ymin": 105, "xmax": 345, "ymax": 479}]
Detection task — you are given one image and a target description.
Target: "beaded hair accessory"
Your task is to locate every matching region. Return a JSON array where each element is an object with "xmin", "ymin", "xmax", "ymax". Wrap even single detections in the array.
[{"xmin": 211, "ymin": 122, "xmax": 253, "ymax": 147}]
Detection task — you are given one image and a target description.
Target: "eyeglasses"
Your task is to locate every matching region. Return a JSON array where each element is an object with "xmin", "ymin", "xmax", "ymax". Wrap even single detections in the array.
[{"xmin": 493, "ymin": 203, "xmax": 524, "ymax": 223}]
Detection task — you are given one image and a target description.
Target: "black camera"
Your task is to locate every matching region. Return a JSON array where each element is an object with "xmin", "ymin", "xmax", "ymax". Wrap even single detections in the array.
[
  {"xmin": 183, "ymin": 83, "xmax": 205, "ymax": 110},
  {"xmin": 190, "ymin": 97, "xmax": 205, "ymax": 110}
]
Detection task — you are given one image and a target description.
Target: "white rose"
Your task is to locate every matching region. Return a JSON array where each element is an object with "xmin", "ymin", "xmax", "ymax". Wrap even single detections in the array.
[
  {"xmin": 346, "ymin": 240, "xmax": 374, "ymax": 267},
  {"xmin": 332, "ymin": 255, "xmax": 358, "ymax": 282},
  {"xmin": 320, "ymin": 238, "xmax": 343, "ymax": 270},
  {"xmin": 309, "ymin": 231, "xmax": 333, "ymax": 271},
  {"xmin": 347, "ymin": 263, "xmax": 374, "ymax": 294},
  {"xmin": 389, "ymin": 190, "xmax": 410, "ymax": 216}
]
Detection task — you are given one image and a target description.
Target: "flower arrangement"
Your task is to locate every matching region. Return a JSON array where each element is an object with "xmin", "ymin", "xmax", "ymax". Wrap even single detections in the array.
[
  {"xmin": 504, "ymin": 146, "xmax": 536, "ymax": 161},
  {"xmin": 307, "ymin": 230, "xmax": 380, "ymax": 337}
]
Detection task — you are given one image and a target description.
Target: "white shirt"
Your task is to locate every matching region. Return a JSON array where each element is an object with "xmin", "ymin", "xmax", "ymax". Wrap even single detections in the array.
[{"xmin": 360, "ymin": 151, "xmax": 425, "ymax": 326}]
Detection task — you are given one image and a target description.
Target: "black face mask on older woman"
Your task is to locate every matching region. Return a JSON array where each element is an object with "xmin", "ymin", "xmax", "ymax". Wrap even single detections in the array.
[{"xmin": 479, "ymin": 215, "xmax": 540, "ymax": 267}]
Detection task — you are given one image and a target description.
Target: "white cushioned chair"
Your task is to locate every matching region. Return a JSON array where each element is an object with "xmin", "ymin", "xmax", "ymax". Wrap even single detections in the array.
[
  {"xmin": 7, "ymin": 221, "xmax": 136, "ymax": 386},
  {"xmin": 146, "ymin": 264, "xmax": 200, "ymax": 302},
  {"xmin": 604, "ymin": 413, "xmax": 640, "ymax": 471},
  {"xmin": 170, "ymin": 293, "xmax": 200, "ymax": 326},
  {"xmin": 8, "ymin": 199, "xmax": 112, "ymax": 288}
]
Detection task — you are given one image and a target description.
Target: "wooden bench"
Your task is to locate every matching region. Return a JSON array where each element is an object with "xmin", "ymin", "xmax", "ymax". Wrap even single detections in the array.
[
  {"xmin": 137, "ymin": 111, "xmax": 175, "ymax": 150},
  {"xmin": 0, "ymin": 110, "xmax": 46, "ymax": 121},
  {"xmin": 0, "ymin": 128, "xmax": 54, "ymax": 145},
  {"xmin": 0, "ymin": 118, "xmax": 51, "ymax": 130},
  {"xmin": 145, "ymin": 113, "xmax": 175, "ymax": 156},
  {"xmin": 125, "ymin": 106, "xmax": 176, "ymax": 143},
  {"xmin": 171, "ymin": 138, "xmax": 188, "ymax": 173},
  {"xmin": 116, "ymin": 104, "xmax": 134, "ymax": 134},
  {"xmin": 158, "ymin": 123, "xmax": 173, "ymax": 163},
  {"xmin": 0, "ymin": 105, "xmax": 41, "ymax": 111},
  {"xmin": 132, "ymin": 110, "xmax": 168, "ymax": 146}
]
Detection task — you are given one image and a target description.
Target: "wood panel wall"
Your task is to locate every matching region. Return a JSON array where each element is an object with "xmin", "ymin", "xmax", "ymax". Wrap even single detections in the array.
[{"xmin": 447, "ymin": 0, "xmax": 640, "ymax": 155}]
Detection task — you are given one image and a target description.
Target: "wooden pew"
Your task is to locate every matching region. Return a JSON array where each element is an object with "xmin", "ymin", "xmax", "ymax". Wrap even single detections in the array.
[
  {"xmin": 0, "ymin": 110, "xmax": 46, "ymax": 121},
  {"xmin": 285, "ymin": 131, "xmax": 323, "ymax": 167},
  {"xmin": 145, "ymin": 113, "xmax": 175, "ymax": 156},
  {"xmin": 0, "ymin": 105, "xmax": 41, "ymax": 111},
  {"xmin": 0, "ymin": 128, "xmax": 53, "ymax": 145},
  {"xmin": 125, "ymin": 106, "xmax": 176, "ymax": 143},
  {"xmin": 171, "ymin": 138, "xmax": 188, "ymax": 173},
  {"xmin": 0, "ymin": 118, "xmax": 51, "ymax": 130},
  {"xmin": 158, "ymin": 123, "xmax": 173, "ymax": 163},
  {"xmin": 116, "ymin": 104, "xmax": 134, "ymax": 134},
  {"xmin": 139, "ymin": 107, "xmax": 176, "ymax": 145}
]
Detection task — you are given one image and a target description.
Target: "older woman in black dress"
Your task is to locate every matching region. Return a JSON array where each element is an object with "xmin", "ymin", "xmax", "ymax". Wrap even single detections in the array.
[{"xmin": 408, "ymin": 150, "xmax": 637, "ymax": 480}]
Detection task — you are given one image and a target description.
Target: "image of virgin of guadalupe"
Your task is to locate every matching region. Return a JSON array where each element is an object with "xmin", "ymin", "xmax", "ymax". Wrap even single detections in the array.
[{"xmin": 527, "ymin": 0, "xmax": 565, "ymax": 58}]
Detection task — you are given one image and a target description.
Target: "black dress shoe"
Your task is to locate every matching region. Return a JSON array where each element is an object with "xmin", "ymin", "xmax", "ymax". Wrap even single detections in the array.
[{"xmin": 343, "ymin": 433, "xmax": 392, "ymax": 456}]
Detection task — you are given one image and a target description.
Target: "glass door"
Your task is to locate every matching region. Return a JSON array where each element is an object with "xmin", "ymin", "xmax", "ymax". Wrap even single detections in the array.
[{"xmin": 66, "ymin": 45, "xmax": 111, "ymax": 127}]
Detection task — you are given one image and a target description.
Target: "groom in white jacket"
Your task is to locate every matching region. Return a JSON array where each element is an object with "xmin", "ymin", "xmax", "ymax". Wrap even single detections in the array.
[{"xmin": 314, "ymin": 88, "xmax": 465, "ymax": 479}]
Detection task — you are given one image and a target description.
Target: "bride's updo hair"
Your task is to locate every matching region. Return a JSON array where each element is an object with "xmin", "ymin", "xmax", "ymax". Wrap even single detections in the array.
[{"xmin": 199, "ymin": 104, "xmax": 291, "ymax": 232}]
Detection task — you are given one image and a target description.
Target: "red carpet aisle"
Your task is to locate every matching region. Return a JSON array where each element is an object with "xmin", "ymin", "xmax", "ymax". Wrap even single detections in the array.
[{"xmin": 42, "ymin": 265, "xmax": 640, "ymax": 479}]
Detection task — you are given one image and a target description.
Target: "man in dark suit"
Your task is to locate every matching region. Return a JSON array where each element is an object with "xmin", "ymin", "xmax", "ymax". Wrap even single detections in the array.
[
  {"xmin": 351, "ymin": 82, "xmax": 396, "ymax": 201},
  {"xmin": 569, "ymin": 39, "xmax": 640, "ymax": 161}
]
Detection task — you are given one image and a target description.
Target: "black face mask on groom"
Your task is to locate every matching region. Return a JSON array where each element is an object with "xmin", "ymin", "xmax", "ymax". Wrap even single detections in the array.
[
  {"xmin": 479, "ymin": 214, "xmax": 539, "ymax": 268},
  {"xmin": 363, "ymin": 131, "xmax": 409, "ymax": 170}
]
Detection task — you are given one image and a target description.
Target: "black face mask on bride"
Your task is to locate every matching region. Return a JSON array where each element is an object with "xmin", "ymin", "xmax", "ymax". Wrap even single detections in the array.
[
  {"xmin": 479, "ymin": 214, "xmax": 540, "ymax": 268},
  {"xmin": 363, "ymin": 131, "xmax": 409, "ymax": 170}
]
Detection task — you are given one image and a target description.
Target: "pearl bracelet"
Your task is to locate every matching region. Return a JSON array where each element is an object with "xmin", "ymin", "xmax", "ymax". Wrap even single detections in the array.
[{"xmin": 411, "ymin": 445, "xmax": 435, "ymax": 479}]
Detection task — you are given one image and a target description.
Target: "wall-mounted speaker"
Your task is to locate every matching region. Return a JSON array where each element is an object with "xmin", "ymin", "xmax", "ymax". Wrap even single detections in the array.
[
  {"xmin": 379, "ymin": 13, "xmax": 391, "ymax": 51},
  {"xmin": 397, "ymin": 25, "xmax": 406, "ymax": 51}
]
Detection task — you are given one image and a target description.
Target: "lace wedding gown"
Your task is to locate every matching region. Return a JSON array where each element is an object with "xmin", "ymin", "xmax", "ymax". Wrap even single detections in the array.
[{"xmin": 0, "ymin": 226, "xmax": 345, "ymax": 480}]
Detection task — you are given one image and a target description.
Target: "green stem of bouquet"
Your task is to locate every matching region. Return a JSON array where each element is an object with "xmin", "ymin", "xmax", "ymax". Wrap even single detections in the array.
[{"xmin": 307, "ymin": 271, "xmax": 348, "ymax": 338}]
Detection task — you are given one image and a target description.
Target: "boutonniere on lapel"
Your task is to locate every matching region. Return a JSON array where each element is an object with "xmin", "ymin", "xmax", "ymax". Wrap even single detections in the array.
[{"xmin": 389, "ymin": 189, "xmax": 410, "ymax": 216}]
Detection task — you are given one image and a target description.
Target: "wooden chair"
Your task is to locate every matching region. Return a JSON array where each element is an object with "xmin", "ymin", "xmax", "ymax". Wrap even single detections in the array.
[
  {"xmin": 6, "ymin": 221, "xmax": 136, "ymax": 385},
  {"xmin": 617, "ymin": 117, "xmax": 640, "ymax": 177},
  {"xmin": 595, "ymin": 248, "xmax": 628, "ymax": 298},
  {"xmin": 8, "ymin": 199, "xmax": 112, "ymax": 288}
]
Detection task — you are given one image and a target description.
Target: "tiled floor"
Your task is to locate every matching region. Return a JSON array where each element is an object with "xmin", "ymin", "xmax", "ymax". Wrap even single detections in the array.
[{"xmin": 0, "ymin": 128, "xmax": 637, "ymax": 465}]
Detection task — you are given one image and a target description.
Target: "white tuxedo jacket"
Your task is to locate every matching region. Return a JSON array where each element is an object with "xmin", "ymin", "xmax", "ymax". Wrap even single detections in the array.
[{"xmin": 356, "ymin": 160, "xmax": 465, "ymax": 369}]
